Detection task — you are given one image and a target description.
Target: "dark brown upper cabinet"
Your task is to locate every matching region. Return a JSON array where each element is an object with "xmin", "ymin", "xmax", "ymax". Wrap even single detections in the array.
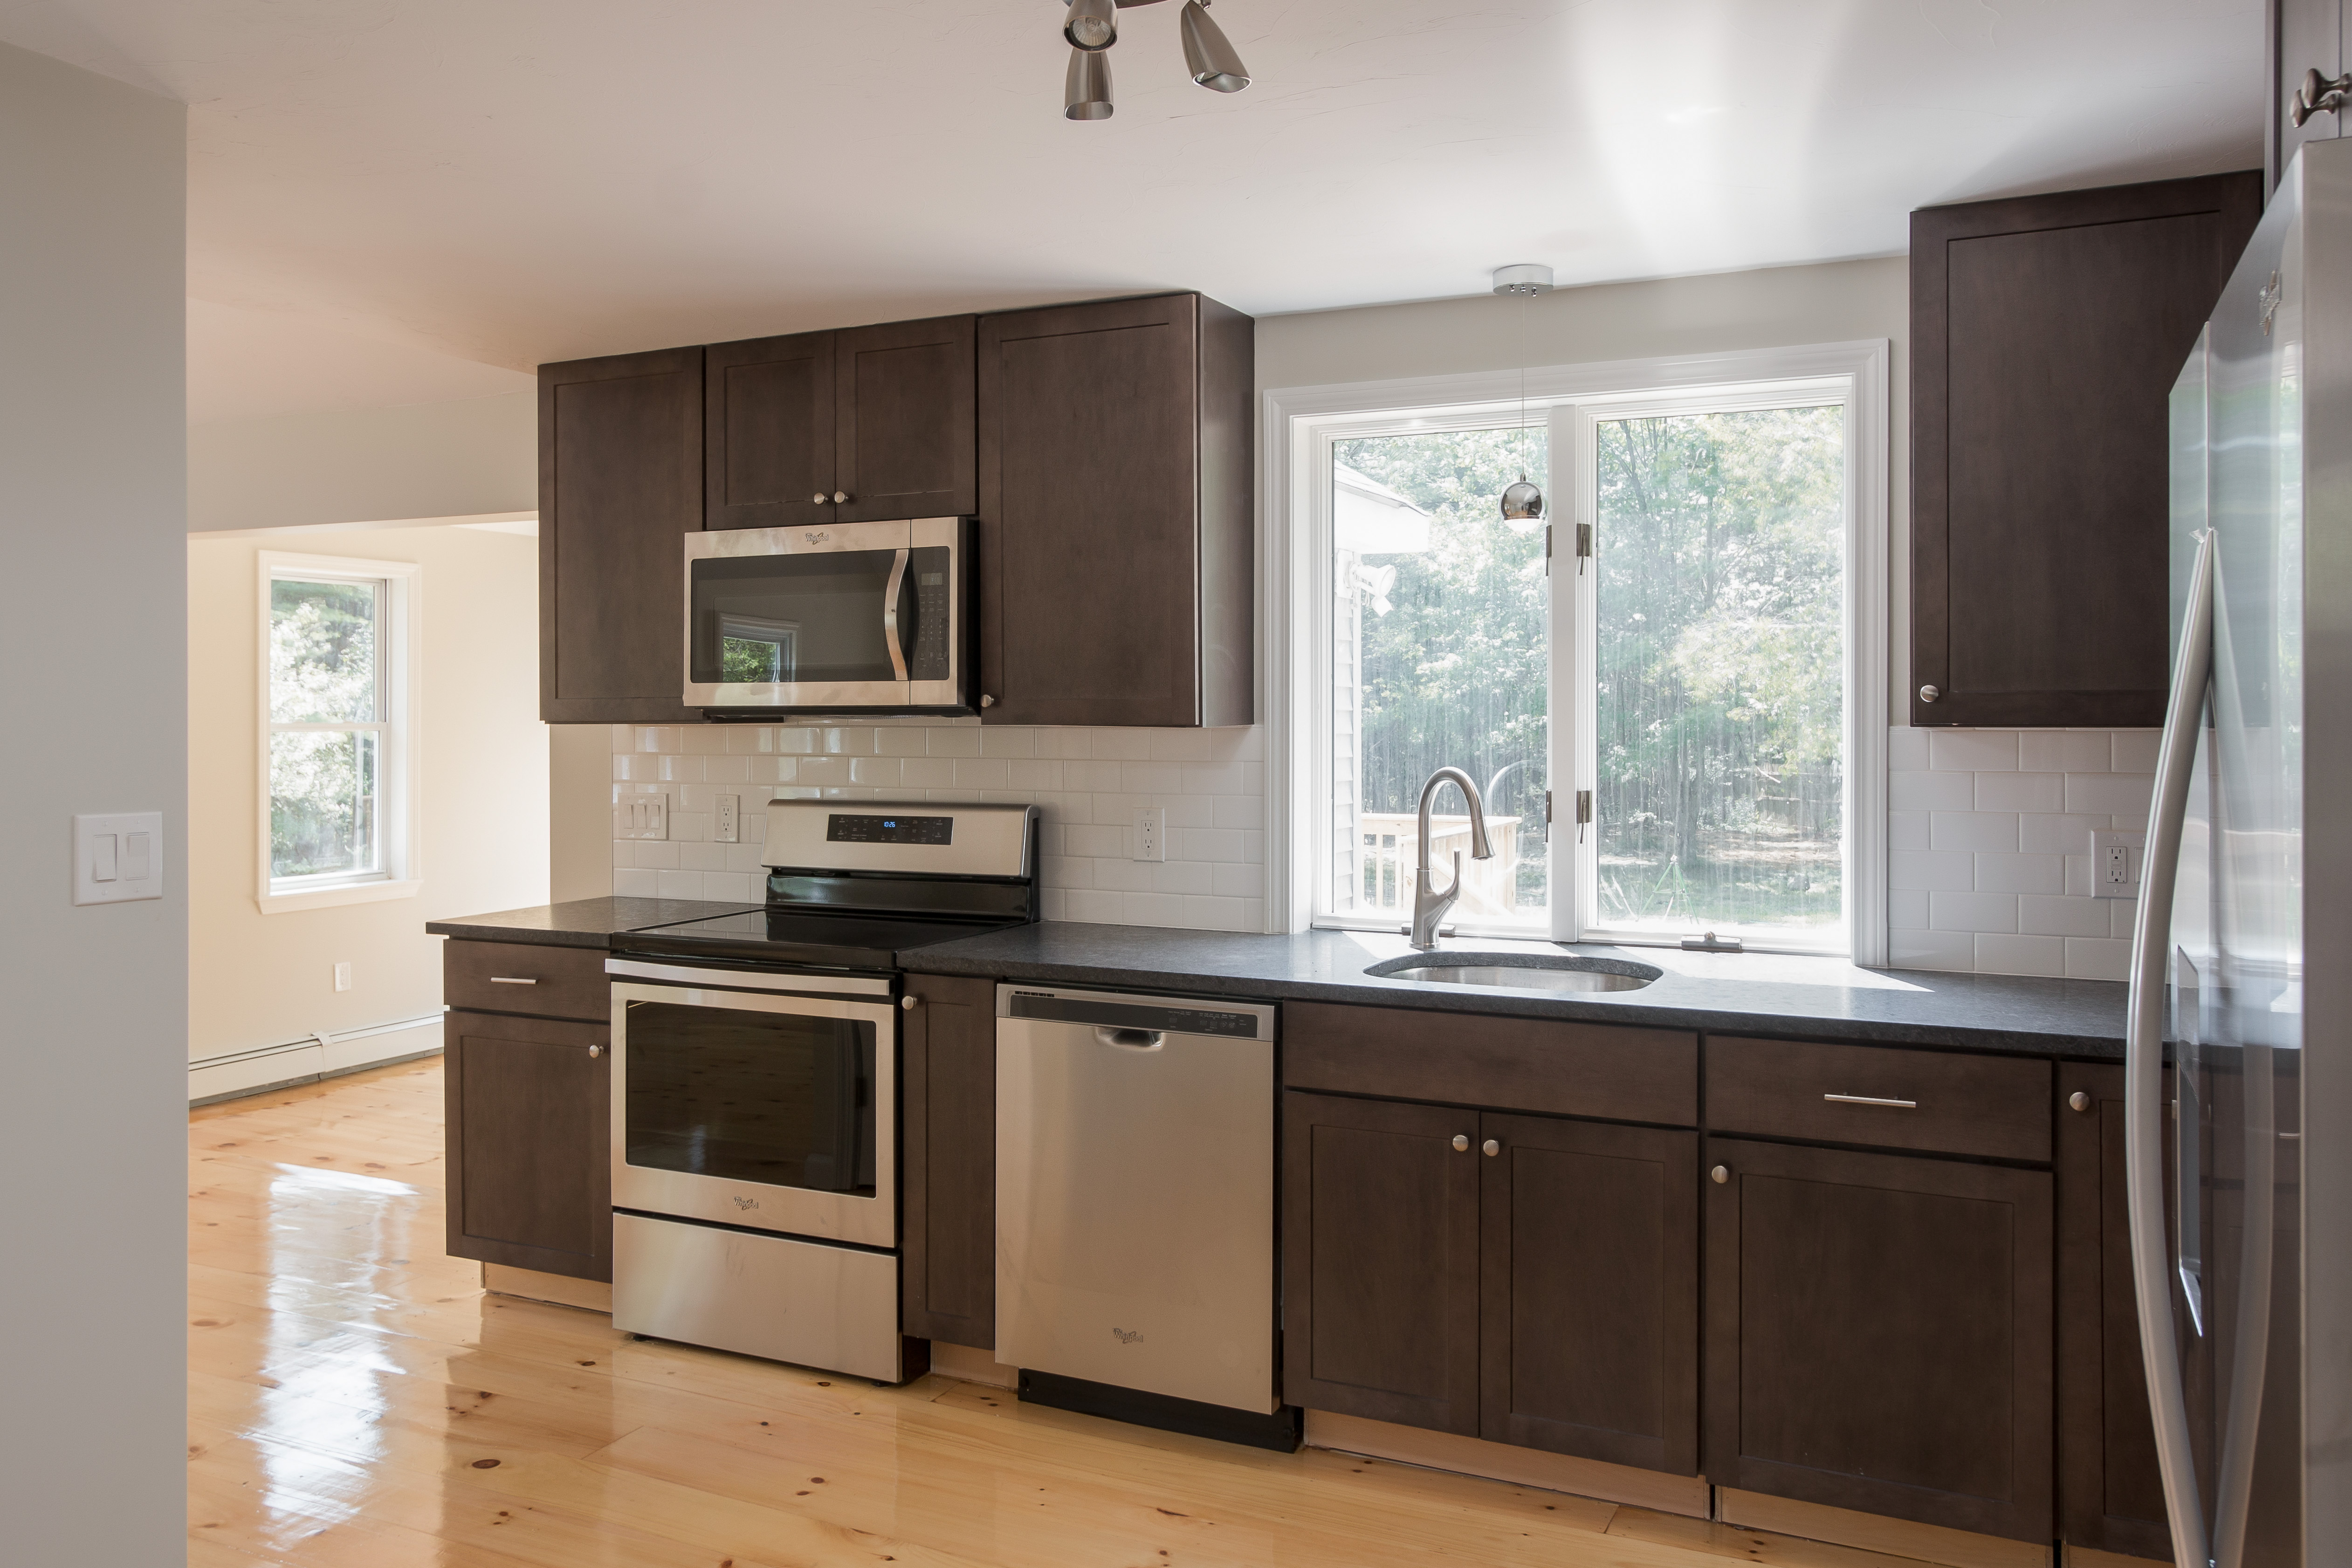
[
  {"xmin": 2272, "ymin": 0, "xmax": 2344, "ymax": 194},
  {"xmin": 1703, "ymin": 1136, "xmax": 2053, "ymax": 1545},
  {"xmin": 1910, "ymin": 171, "xmax": 2261, "ymax": 728},
  {"xmin": 706, "ymin": 315, "xmax": 977, "ymax": 531},
  {"xmin": 539, "ymin": 346, "xmax": 704, "ymax": 724},
  {"xmin": 977, "ymin": 293, "xmax": 1253, "ymax": 727}
]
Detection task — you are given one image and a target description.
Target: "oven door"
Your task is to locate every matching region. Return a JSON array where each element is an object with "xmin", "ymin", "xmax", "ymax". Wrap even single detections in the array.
[
  {"xmin": 683, "ymin": 516, "xmax": 968, "ymax": 713},
  {"xmin": 608, "ymin": 964, "xmax": 896, "ymax": 1248}
]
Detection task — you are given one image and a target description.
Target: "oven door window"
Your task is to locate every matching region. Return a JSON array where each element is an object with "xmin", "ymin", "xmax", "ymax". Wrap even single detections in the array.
[
  {"xmin": 690, "ymin": 552, "xmax": 898, "ymax": 685},
  {"xmin": 622, "ymin": 1001, "xmax": 877, "ymax": 1195}
]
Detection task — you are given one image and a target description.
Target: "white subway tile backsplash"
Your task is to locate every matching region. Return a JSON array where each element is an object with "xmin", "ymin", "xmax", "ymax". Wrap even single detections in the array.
[
  {"xmin": 1929, "ymin": 730, "xmax": 2017, "ymax": 772},
  {"xmin": 1889, "ymin": 888, "xmax": 1930, "ymax": 930},
  {"xmin": 608, "ymin": 722, "xmax": 1270, "ymax": 934},
  {"xmin": 2065, "ymin": 772, "xmax": 2156, "ymax": 816},
  {"xmin": 1889, "ymin": 810, "xmax": 1932, "ymax": 851},
  {"xmin": 1889, "ymin": 929, "xmax": 1975, "ymax": 971},
  {"xmin": 1975, "ymin": 933, "xmax": 2065, "ymax": 976},
  {"xmin": 2066, "ymin": 937, "xmax": 2133, "ymax": 980},
  {"xmin": 2018, "ymin": 893, "xmax": 2112, "ymax": 938},
  {"xmin": 1930, "ymin": 891, "xmax": 2017, "ymax": 933},
  {"xmin": 1891, "ymin": 770, "xmax": 1975, "ymax": 812},
  {"xmin": 2018, "ymin": 813, "xmax": 2110, "ymax": 855},
  {"xmin": 1890, "ymin": 850, "xmax": 1974, "ymax": 892},
  {"xmin": 1929, "ymin": 812, "xmax": 2018, "ymax": 852},
  {"xmin": 1974, "ymin": 772, "xmax": 2064, "ymax": 813},
  {"xmin": 2110, "ymin": 731, "xmax": 2161, "ymax": 772},
  {"xmin": 1973, "ymin": 852, "xmax": 2065, "ymax": 895},
  {"xmin": 1888, "ymin": 726, "xmax": 1929, "ymax": 771},
  {"xmin": 2017, "ymin": 731, "xmax": 2114, "ymax": 772}
]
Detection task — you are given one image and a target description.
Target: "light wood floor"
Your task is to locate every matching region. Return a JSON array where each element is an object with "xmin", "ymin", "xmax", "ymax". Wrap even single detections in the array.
[{"xmin": 190, "ymin": 1058, "xmax": 1937, "ymax": 1568}]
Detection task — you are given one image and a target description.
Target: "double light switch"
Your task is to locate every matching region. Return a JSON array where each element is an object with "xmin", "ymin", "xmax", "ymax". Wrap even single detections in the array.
[{"xmin": 75, "ymin": 812, "xmax": 165, "ymax": 905}]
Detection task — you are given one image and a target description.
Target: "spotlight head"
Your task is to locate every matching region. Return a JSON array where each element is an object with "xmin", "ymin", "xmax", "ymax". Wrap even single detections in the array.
[
  {"xmin": 1065, "ymin": 45, "xmax": 1114, "ymax": 119},
  {"xmin": 1180, "ymin": 0, "xmax": 1250, "ymax": 91},
  {"xmin": 1065, "ymin": 0, "xmax": 1117, "ymax": 52}
]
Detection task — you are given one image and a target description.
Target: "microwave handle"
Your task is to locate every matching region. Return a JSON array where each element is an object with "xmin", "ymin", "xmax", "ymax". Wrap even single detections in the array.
[{"xmin": 882, "ymin": 547, "xmax": 910, "ymax": 681}]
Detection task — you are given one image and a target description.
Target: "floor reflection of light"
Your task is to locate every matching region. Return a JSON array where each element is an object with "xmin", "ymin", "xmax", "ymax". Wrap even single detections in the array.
[{"xmin": 251, "ymin": 1162, "xmax": 425, "ymax": 1529}]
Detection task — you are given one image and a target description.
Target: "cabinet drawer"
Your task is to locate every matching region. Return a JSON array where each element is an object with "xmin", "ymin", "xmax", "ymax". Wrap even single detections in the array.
[
  {"xmin": 1285, "ymin": 1002, "xmax": 1696, "ymax": 1126},
  {"xmin": 1706, "ymin": 1036, "xmax": 2049, "ymax": 1162},
  {"xmin": 443, "ymin": 939, "xmax": 611, "ymax": 1022}
]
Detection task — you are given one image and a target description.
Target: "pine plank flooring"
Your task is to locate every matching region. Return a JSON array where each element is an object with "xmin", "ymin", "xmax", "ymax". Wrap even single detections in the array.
[{"xmin": 188, "ymin": 1058, "xmax": 1936, "ymax": 1568}]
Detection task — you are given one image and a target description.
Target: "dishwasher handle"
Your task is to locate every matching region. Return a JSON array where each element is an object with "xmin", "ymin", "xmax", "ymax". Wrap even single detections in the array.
[{"xmin": 1094, "ymin": 1026, "xmax": 1167, "ymax": 1052}]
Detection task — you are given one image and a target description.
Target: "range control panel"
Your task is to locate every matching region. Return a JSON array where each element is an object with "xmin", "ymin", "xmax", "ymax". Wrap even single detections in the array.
[{"xmin": 827, "ymin": 813, "xmax": 953, "ymax": 846}]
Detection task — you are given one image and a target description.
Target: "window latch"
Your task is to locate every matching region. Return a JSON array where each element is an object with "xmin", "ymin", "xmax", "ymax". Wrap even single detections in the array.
[
  {"xmin": 1575, "ymin": 523, "xmax": 1592, "ymax": 575},
  {"xmin": 1575, "ymin": 789, "xmax": 1592, "ymax": 844},
  {"xmin": 1542, "ymin": 523, "xmax": 1552, "ymax": 576}
]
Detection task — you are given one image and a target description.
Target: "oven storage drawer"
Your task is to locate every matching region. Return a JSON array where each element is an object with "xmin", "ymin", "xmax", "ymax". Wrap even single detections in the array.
[
  {"xmin": 1705, "ymin": 1036, "xmax": 2051, "ymax": 1162},
  {"xmin": 445, "ymin": 939, "xmax": 611, "ymax": 1022},
  {"xmin": 613, "ymin": 1212, "xmax": 906, "ymax": 1382}
]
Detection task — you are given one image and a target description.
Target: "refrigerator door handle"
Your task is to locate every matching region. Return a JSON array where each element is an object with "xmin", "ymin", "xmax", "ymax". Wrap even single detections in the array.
[{"xmin": 2127, "ymin": 525, "xmax": 2215, "ymax": 1568}]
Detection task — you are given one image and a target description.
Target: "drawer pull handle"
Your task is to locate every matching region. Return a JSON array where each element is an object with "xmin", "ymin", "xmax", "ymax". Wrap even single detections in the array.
[
  {"xmin": 488, "ymin": 976, "xmax": 538, "ymax": 985},
  {"xmin": 1825, "ymin": 1092, "xmax": 1917, "ymax": 1109}
]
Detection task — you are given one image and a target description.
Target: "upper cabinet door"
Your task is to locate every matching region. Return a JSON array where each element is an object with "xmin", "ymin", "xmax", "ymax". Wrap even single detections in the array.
[
  {"xmin": 2273, "ymin": 0, "xmax": 2344, "ymax": 194},
  {"xmin": 977, "ymin": 293, "xmax": 1253, "ymax": 727},
  {"xmin": 706, "ymin": 330, "xmax": 836, "ymax": 531},
  {"xmin": 834, "ymin": 315, "xmax": 976, "ymax": 523},
  {"xmin": 539, "ymin": 346, "xmax": 704, "ymax": 724},
  {"xmin": 1910, "ymin": 171, "xmax": 2261, "ymax": 727}
]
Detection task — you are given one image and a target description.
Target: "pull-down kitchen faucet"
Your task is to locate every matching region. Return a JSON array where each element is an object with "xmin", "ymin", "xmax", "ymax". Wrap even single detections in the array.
[{"xmin": 1408, "ymin": 766, "xmax": 1494, "ymax": 951}]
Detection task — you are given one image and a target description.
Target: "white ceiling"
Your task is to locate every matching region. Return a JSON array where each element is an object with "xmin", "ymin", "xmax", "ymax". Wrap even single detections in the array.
[{"xmin": 0, "ymin": 0, "xmax": 2265, "ymax": 424}]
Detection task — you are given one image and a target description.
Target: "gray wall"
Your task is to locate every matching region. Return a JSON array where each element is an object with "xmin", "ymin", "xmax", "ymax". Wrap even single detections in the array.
[{"xmin": 0, "ymin": 41, "xmax": 187, "ymax": 1562}]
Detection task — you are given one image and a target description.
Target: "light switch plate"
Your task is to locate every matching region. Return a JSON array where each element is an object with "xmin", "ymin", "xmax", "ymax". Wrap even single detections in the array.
[
  {"xmin": 1134, "ymin": 807, "xmax": 1165, "ymax": 862},
  {"xmin": 615, "ymin": 794, "xmax": 668, "ymax": 841},
  {"xmin": 74, "ymin": 812, "xmax": 165, "ymax": 905},
  {"xmin": 715, "ymin": 793, "xmax": 740, "ymax": 843},
  {"xmin": 2092, "ymin": 829, "xmax": 2146, "ymax": 900}
]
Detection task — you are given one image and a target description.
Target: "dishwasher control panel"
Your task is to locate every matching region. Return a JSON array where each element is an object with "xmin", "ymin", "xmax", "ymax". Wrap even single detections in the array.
[{"xmin": 1000, "ymin": 986, "xmax": 1273, "ymax": 1041}]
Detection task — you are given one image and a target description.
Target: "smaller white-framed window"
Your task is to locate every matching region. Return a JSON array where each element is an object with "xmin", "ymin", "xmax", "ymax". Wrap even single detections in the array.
[{"xmin": 256, "ymin": 552, "xmax": 424, "ymax": 914}]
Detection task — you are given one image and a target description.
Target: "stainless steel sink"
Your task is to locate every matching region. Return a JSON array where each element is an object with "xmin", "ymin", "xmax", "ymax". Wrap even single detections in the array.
[{"xmin": 1364, "ymin": 952, "xmax": 1662, "ymax": 993}]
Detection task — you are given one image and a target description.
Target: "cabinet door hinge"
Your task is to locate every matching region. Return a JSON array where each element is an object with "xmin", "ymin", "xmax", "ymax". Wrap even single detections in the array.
[{"xmin": 1575, "ymin": 788, "xmax": 1592, "ymax": 843}]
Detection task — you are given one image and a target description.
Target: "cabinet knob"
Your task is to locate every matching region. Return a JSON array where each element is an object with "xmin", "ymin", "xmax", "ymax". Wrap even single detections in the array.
[
  {"xmin": 812, "ymin": 493, "xmax": 828, "ymax": 505},
  {"xmin": 833, "ymin": 490, "xmax": 850, "ymax": 504},
  {"xmin": 980, "ymin": 694, "xmax": 996, "ymax": 708},
  {"xmin": 588, "ymin": 1045, "xmax": 603, "ymax": 1058},
  {"xmin": 1481, "ymin": 1138, "xmax": 1500, "ymax": 1157},
  {"xmin": 1451, "ymin": 1134, "xmax": 1470, "ymax": 1152},
  {"xmin": 1919, "ymin": 684, "xmax": 1940, "ymax": 704},
  {"xmin": 901, "ymin": 995, "xmax": 920, "ymax": 1011},
  {"xmin": 2293, "ymin": 68, "xmax": 2352, "ymax": 126},
  {"xmin": 1711, "ymin": 1164, "xmax": 1730, "ymax": 1184},
  {"xmin": 2069, "ymin": 1089, "xmax": 2092, "ymax": 1113}
]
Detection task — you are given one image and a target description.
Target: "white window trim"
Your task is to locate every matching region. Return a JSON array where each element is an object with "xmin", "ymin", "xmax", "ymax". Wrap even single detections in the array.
[
  {"xmin": 1261, "ymin": 340, "xmax": 1889, "ymax": 964},
  {"xmin": 255, "ymin": 551, "xmax": 425, "ymax": 915}
]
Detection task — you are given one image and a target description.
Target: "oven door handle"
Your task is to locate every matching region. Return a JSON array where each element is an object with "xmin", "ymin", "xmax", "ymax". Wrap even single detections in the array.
[
  {"xmin": 882, "ymin": 547, "xmax": 910, "ymax": 682},
  {"xmin": 604, "ymin": 957, "xmax": 894, "ymax": 998}
]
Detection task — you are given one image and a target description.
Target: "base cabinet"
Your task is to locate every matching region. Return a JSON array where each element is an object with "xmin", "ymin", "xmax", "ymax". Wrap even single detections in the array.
[
  {"xmin": 1281, "ymin": 1090, "xmax": 1699, "ymax": 1472},
  {"xmin": 444, "ymin": 1009, "xmax": 612, "ymax": 1281},
  {"xmin": 1703, "ymin": 1136, "xmax": 2053, "ymax": 1544},
  {"xmin": 900, "ymin": 973, "xmax": 999, "ymax": 1348}
]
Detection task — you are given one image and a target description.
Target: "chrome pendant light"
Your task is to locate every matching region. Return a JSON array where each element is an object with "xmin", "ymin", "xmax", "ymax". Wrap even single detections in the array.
[
  {"xmin": 1492, "ymin": 263, "xmax": 1554, "ymax": 531},
  {"xmin": 1065, "ymin": 46, "xmax": 1114, "ymax": 118},
  {"xmin": 1180, "ymin": 0, "xmax": 1250, "ymax": 91},
  {"xmin": 1058, "ymin": 0, "xmax": 1250, "ymax": 118}
]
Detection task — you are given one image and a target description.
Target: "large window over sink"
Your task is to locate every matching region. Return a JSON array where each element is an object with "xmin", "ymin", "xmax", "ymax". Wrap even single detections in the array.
[{"xmin": 1285, "ymin": 343, "xmax": 1888, "ymax": 958}]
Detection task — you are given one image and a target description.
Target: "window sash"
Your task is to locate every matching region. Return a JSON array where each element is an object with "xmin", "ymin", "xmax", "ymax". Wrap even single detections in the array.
[{"xmin": 1307, "ymin": 377, "xmax": 1861, "ymax": 956}]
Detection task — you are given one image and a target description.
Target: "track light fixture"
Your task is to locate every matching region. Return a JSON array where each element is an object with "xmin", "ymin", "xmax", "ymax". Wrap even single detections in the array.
[{"xmin": 1057, "ymin": 0, "xmax": 1250, "ymax": 119}]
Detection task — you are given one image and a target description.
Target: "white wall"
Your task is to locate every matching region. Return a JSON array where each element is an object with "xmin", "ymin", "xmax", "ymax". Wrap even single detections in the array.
[
  {"xmin": 0, "ymin": 39, "xmax": 187, "ymax": 1561},
  {"xmin": 187, "ymin": 524, "xmax": 548, "ymax": 1091}
]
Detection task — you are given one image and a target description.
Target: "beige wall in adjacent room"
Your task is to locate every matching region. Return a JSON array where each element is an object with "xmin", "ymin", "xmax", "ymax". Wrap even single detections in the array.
[
  {"xmin": 1255, "ymin": 256, "xmax": 1913, "ymax": 719},
  {"xmin": 551, "ymin": 720, "xmax": 615, "ymax": 901},
  {"xmin": 186, "ymin": 524, "xmax": 549, "ymax": 1061},
  {"xmin": 188, "ymin": 388, "xmax": 535, "ymax": 534},
  {"xmin": 0, "ymin": 39, "xmax": 188, "ymax": 1560}
]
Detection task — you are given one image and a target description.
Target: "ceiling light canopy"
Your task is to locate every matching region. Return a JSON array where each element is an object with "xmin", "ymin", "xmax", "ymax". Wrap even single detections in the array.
[{"xmin": 1059, "ymin": 0, "xmax": 1250, "ymax": 120}]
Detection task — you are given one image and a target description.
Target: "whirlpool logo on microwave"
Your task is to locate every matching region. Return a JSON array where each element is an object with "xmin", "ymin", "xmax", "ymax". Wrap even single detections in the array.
[{"xmin": 731, "ymin": 1195, "xmax": 760, "ymax": 1211}]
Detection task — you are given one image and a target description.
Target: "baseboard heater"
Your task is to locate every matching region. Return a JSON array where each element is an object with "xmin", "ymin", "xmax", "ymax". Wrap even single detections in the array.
[{"xmin": 188, "ymin": 1012, "xmax": 445, "ymax": 1105}]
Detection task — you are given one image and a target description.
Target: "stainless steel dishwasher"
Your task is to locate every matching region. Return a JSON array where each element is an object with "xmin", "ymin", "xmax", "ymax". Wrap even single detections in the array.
[{"xmin": 995, "ymin": 983, "xmax": 1289, "ymax": 1445}]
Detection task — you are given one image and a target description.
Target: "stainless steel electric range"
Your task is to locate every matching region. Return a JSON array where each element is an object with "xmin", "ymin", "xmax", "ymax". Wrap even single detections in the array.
[{"xmin": 603, "ymin": 798, "xmax": 1038, "ymax": 1382}]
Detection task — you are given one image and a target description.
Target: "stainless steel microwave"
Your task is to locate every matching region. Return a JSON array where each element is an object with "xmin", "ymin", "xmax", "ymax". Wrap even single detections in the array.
[{"xmin": 682, "ymin": 517, "xmax": 971, "ymax": 715}]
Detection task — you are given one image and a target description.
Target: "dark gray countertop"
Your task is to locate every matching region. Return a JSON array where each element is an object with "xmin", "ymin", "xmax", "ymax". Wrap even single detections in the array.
[
  {"xmin": 906, "ymin": 923, "xmax": 2131, "ymax": 1060},
  {"xmin": 424, "ymin": 903, "xmax": 2128, "ymax": 1059},
  {"xmin": 426, "ymin": 897, "xmax": 762, "ymax": 949}
]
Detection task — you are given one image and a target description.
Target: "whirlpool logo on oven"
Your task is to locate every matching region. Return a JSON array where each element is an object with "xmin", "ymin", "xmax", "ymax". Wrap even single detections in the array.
[
  {"xmin": 731, "ymin": 1195, "xmax": 760, "ymax": 1211},
  {"xmin": 1111, "ymin": 1327, "xmax": 1143, "ymax": 1345}
]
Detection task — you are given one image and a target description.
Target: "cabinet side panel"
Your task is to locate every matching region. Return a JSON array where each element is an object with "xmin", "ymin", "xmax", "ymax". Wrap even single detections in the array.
[
  {"xmin": 903, "ymin": 973, "xmax": 997, "ymax": 1347},
  {"xmin": 1196, "ymin": 293, "xmax": 1255, "ymax": 728}
]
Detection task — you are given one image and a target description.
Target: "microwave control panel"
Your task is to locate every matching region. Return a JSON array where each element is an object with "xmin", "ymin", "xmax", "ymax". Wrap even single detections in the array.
[{"xmin": 908, "ymin": 546, "xmax": 951, "ymax": 681}]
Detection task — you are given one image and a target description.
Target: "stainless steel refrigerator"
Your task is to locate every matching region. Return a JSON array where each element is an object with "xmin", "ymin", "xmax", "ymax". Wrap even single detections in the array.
[{"xmin": 2137, "ymin": 135, "xmax": 2352, "ymax": 1568}]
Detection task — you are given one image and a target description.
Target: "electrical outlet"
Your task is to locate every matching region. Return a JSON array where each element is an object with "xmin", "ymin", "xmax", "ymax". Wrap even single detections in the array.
[
  {"xmin": 1134, "ymin": 807, "xmax": 1165, "ymax": 862},
  {"xmin": 2091, "ymin": 829, "xmax": 2146, "ymax": 900},
  {"xmin": 333, "ymin": 961, "xmax": 352, "ymax": 993},
  {"xmin": 615, "ymin": 794, "xmax": 668, "ymax": 841},
  {"xmin": 715, "ymin": 793, "xmax": 739, "ymax": 843}
]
